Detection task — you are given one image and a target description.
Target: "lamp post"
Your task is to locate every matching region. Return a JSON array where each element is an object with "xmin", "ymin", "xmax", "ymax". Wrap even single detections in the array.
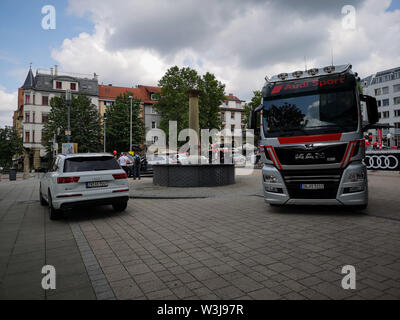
[
  {"xmin": 65, "ymin": 89, "xmax": 72, "ymax": 142},
  {"xmin": 129, "ymin": 96, "xmax": 133, "ymax": 152},
  {"xmin": 103, "ymin": 115, "xmax": 107, "ymax": 152}
]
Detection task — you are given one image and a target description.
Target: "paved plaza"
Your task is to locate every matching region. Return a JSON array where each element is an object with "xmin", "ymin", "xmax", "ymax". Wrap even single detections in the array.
[{"xmin": 0, "ymin": 170, "xmax": 399, "ymax": 300}]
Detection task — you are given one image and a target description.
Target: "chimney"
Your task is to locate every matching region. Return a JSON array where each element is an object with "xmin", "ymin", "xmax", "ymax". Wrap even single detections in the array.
[
  {"xmin": 54, "ymin": 65, "xmax": 58, "ymax": 76},
  {"xmin": 50, "ymin": 68, "xmax": 54, "ymax": 76}
]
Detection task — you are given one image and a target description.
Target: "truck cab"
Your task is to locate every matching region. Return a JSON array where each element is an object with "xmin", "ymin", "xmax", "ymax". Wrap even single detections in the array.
[{"xmin": 250, "ymin": 64, "xmax": 379, "ymax": 208}]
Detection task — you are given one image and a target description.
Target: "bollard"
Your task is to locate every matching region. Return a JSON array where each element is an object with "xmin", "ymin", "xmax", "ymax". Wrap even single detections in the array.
[{"xmin": 9, "ymin": 168, "xmax": 17, "ymax": 181}]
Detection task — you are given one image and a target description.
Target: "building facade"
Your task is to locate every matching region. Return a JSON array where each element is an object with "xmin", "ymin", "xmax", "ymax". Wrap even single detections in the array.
[
  {"xmin": 98, "ymin": 84, "xmax": 162, "ymax": 144},
  {"xmin": 217, "ymin": 93, "xmax": 246, "ymax": 145},
  {"xmin": 18, "ymin": 65, "xmax": 99, "ymax": 169},
  {"xmin": 362, "ymin": 67, "xmax": 400, "ymax": 147}
]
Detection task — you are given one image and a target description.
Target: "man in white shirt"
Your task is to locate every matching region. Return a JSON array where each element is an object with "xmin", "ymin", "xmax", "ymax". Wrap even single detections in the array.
[{"xmin": 118, "ymin": 153, "xmax": 130, "ymax": 175}]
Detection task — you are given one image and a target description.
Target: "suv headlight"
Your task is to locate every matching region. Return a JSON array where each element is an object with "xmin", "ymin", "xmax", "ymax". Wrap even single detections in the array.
[
  {"xmin": 345, "ymin": 171, "xmax": 365, "ymax": 183},
  {"xmin": 263, "ymin": 175, "xmax": 278, "ymax": 183}
]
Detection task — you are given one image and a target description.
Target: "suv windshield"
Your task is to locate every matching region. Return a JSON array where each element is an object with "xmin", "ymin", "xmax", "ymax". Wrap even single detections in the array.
[
  {"xmin": 263, "ymin": 89, "xmax": 358, "ymax": 137},
  {"xmin": 64, "ymin": 156, "xmax": 120, "ymax": 172}
]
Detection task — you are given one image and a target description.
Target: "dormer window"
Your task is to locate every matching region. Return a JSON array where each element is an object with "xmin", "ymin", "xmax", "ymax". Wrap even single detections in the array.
[
  {"xmin": 151, "ymin": 93, "xmax": 159, "ymax": 101},
  {"xmin": 56, "ymin": 81, "xmax": 62, "ymax": 89},
  {"xmin": 71, "ymin": 83, "xmax": 76, "ymax": 90},
  {"xmin": 25, "ymin": 95, "xmax": 30, "ymax": 104}
]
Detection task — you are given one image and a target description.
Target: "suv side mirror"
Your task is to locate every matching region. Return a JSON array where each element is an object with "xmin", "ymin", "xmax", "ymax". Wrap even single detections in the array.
[{"xmin": 360, "ymin": 94, "xmax": 379, "ymax": 126}]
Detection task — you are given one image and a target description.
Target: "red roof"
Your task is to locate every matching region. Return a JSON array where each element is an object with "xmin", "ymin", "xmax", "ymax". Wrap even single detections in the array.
[
  {"xmin": 99, "ymin": 84, "xmax": 161, "ymax": 104},
  {"xmin": 225, "ymin": 93, "xmax": 243, "ymax": 102}
]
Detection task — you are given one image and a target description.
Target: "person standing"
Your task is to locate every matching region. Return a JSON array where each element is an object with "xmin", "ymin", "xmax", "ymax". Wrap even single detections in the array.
[
  {"xmin": 118, "ymin": 152, "xmax": 130, "ymax": 175},
  {"xmin": 133, "ymin": 153, "xmax": 141, "ymax": 180}
]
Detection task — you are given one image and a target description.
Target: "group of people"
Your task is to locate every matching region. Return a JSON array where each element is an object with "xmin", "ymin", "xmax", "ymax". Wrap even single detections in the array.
[{"xmin": 115, "ymin": 152, "xmax": 141, "ymax": 180}]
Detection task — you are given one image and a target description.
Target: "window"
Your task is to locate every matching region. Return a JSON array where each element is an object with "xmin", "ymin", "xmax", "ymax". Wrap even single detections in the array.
[
  {"xmin": 231, "ymin": 113, "xmax": 235, "ymax": 120},
  {"xmin": 394, "ymin": 84, "xmax": 400, "ymax": 92},
  {"xmin": 378, "ymin": 112, "xmax": 381, "ymax": 119},
  {"xmin": 377, "ymin": 100, "xmax": 381, "ymax": 107},
  {"xmin": 374, "ymin": 88, "xmax": 381, "ymax": 96},
  {"xmin": 394, "ymin": 97, "xmax": 400, "ymax": 105},
  {"xmin": 382, "ymin": 87, "xmax": 389, "ymax": 95},
  {"xmin": 32, "ymin": 130, "xmax": 35, "ymax": 143},
  {"xmin": 42, "ymin": 113, "xmax": 48, "ymax": 123},
  {"xmin": 56, "ymin": 81, "xmax": 62, "ymax": 89},
  {"xmin": 153, "ymin": 136, "xmax": 158, "ymax": 143},
  {"xmin": 25, "ymin": 95, "xmax": 30, "ymax": 104},
  {"xmin": 382, "ymin": 111, "xmax": 390, "ymax": 118},
  {"xmin": 33, "ymin": 95, "xmax": 35, "ymax": 105},
  {"xmin": 231, "ymin": 125, "xmax": 235, "ymax": 132},
  {"xmin": 63, "ymin": 156, "xmax": 120, "ymax": 172},
  {"xmin": 150, "ymin": 93, "xmax": 159, "ymax": 101},
  {"xmin": 105, "ymin": 101, "xmax": 113, "ymax": 107},
  {"xmin": 395, "ymin": 110, "xmax": 400, "ymax": 117},
  {"xmin": 382, "ymin": 99, "xmax": 389, "ymax": 106},
  {"xmin": 42, "ymin": 96, "xmax": 49, "ymax": 106},
  {"xmin": 32, "ymin": 112, "xmax": 35, "ymax": 123},
  {"xmin": 70, "ymin": 83, "xmax": 76, "ymax": 90},
  {"xmin": 25, "ymin": 112, "xmax": 30, "ymax": 123},
  {"xmin": 25, "ymin": 131, "xmax": 30, "ymax": 143},
  {"xmin": 151, "ymin": 121, "xmax": 156, "ymax": 129},
  {"xmin": 151, "ymin": 106, "xmax": 156, "ymax": 114}
]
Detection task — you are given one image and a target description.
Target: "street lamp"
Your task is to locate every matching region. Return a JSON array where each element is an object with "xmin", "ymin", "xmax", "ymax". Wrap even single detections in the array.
[
  {"xmin": 103, "ymin": 115, "xmax": 107, "ymax": 152},
  {"xmin": 129, "ymin": 96, "xmax": 133, "ymax": 152},
  {"xmin": 65, "ymin": 89, "xmax": 72, "ymax": 143}
]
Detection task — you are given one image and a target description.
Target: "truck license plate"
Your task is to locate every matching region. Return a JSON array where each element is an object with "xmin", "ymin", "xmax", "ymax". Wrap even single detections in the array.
[
  {"xmin": 86, "ymin": 181, "xmax": 108, "ymax": 188},
  {"xmin": 301, "ymin": 184, "xmax": 324, "ymax": 190}
]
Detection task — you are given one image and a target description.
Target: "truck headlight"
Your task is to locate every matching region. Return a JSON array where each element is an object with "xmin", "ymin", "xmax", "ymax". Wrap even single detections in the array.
[
  {"xmin": 263, "ymin": 175, "xmax": 278, "ymax": 183},
  {"xmin": 345, "ymin": 171, "xmax": 365, "ymax": 183}
]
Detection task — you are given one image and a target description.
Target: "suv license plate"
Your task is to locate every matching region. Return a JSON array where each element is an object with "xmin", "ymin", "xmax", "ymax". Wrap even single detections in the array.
[
  {"xmin": 86, "ymin": 181, "xmax": 108, "ymax": 188},
  {"xmin": 301, "ymin": 184, "xmax": 324, "ymax": 190}
]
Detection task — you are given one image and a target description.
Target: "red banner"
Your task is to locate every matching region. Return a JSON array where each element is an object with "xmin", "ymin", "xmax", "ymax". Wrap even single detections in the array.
[{"xmin": 378, "ymin": 129, "xmax": 383, "ymax": 150}]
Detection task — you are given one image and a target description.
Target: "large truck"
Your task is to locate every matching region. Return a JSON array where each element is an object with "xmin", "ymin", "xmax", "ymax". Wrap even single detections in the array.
[{"xmin": 249, "ymin": 64, "xmax": 379, "ymax": 208}]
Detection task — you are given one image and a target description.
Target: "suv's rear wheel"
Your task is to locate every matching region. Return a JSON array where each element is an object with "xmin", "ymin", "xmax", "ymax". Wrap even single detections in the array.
[
  {"xmin": 112, "ymin": 201, "xmax": 127, "ymax": 212},
  {"xmin": 48, "ymin": 192, "xmax": 62, "ymax": 220},
  {"xmin": 39, "ymin": 185, "xmax": 47, "ymax": 206}
]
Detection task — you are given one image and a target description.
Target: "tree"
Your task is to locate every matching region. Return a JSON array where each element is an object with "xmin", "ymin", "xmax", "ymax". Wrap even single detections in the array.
[
  {"xmin": 104, "ymin": 93, "xmax": 144, "ymax": 153},
  {"xmin": 42, "ymin": 94, "xmax": 102, "ymax": 155},
  {"xmin": 154, "ymin": 66, "xmax": 226, "ymax": 136},
  {"xmin": 0, "ymin": 126, "xmax": 23, "ymax": 168},
  {"xmin": 243, "ymin": 90, "xmax": 262, "ymax": 127}
]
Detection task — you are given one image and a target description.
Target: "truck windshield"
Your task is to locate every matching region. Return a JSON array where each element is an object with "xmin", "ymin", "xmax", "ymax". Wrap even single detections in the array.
[{"xmin": 263, "ymin": 89, "xmax": 358, "ymax": 137}]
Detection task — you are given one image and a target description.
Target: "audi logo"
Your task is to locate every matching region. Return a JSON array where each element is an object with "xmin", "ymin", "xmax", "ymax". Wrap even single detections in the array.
[{"xmin": 363, "ymin": 155, "xmax": 399, "ymax": 170}]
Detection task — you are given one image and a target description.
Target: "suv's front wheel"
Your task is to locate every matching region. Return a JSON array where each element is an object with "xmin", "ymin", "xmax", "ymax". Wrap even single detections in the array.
[{"xmin": 112, "ymin": 201, "xmax": 127, "ymax": 212}]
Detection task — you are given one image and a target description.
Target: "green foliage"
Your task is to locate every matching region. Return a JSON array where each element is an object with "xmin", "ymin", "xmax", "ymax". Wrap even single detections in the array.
[
  {"xmin": 243, "ymin": 90, "xmax": 262, "ymax": 127},
  {"xmin": 104, "ymin": 93, "xmax": 145, "ymax": 153},
  {"xmin": 0, "ymin": 126, "xmax": 23, "ymax": 168},
  {"xmin": 42, "ymin": 94, "xmax": 102, "ymax": 155},
  {"xmin": 154, "ymin": 66, "xmax": 225, "ymax": 136}
]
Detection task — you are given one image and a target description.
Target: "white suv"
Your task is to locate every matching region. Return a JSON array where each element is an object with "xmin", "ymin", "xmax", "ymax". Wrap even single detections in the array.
[{"xmin": 40, "ymin": 153, "xmax": 129, "ymax": 220}]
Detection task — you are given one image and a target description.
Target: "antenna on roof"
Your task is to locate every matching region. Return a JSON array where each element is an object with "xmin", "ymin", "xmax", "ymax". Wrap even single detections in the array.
[
  {"xmin": 304, "ymin": 56, "xmax": 307, "ymax": 71},
  {"xmin": 331, "ymin": 48, "xmax": 334, "ymax": 66}
]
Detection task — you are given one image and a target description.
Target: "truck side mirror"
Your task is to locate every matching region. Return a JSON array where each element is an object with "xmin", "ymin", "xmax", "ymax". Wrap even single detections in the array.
[{"xmin": 360, "ymin": 94, "xmax": 379, "ymax": 129}]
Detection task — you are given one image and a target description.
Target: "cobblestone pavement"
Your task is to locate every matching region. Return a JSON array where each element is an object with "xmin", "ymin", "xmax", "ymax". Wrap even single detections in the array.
[{"xmin": 0, "ymin": 170, "xmax": 399, "ymax": 300}]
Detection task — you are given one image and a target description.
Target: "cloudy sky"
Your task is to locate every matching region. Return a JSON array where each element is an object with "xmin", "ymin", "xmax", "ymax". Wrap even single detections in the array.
[{"xmin": 0, "ymin": 0, "xmax": 399, "ymax": 126}]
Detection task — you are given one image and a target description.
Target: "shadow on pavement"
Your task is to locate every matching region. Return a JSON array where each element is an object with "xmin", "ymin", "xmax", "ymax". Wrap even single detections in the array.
[{"xmin": 268, "ymin": 205, "xmax": 367, "ymax": 217}]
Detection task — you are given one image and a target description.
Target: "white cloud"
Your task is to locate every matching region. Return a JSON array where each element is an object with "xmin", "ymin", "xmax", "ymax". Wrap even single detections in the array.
[
  {"xmin": 50, "ymin": 0, "xmax": 400, "ymax": 101},
  {"xmin": 0, "ymin": 86, "xmax": 18, "ymax": 127}
]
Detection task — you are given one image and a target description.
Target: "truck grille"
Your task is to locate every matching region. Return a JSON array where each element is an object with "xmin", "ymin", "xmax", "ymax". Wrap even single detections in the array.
[
  {"xmin": 274, "ymin": 143, "xmax": 348, "ymax": 165},
  {"xmin": 281, "ymin": 169, "xmax": 343, "ymax": 199}
]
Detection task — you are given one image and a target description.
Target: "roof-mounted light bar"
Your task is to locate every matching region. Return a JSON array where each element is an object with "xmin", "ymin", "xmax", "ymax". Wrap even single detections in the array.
[
  {"xmin": 292, "ymin": 71, "xmax": 303, "ymax": 78},
  {"xmin": 323, "ymin": 66, "xmax": 335, "ymax": 73},
  {"xmin": 266, "ymin": 64, "xmax": 352, "ymax": 83},
  {"xmin": 307, "ymin": 68, "xmax": 319, "ymax": 76},
  {"xmin": 277, "ymin": 73, "xmax": 288, "ymax": 80}
]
